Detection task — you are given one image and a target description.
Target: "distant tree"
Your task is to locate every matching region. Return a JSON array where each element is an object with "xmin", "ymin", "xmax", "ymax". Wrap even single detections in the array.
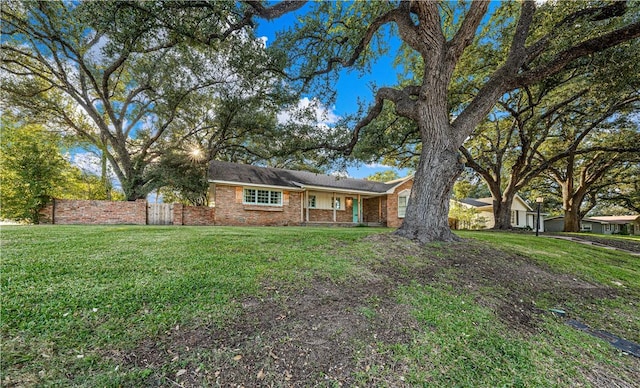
[
  {"xmin": 450, "ymin": 178, "xmax": 486, "ymax": 230},
  {"xmin": 366, "ymin": 170, "xmax": 400, "ymax": 182},
  {"xmin": 0, "ymin": 120, "xmax": 66, "ymax": 223},
  {"xmin": 459, "ymin": 33, "xmax": 639, "ymax": 230},
  {"xmin": 146, "ymin": 149, "xmax": 209, "ymax": 206},
  {"xmin": 544, "ymin": 143, "xmax": 640, "ymax": 231},
  {"xmin": 453, "ymin": 171, "xmax": 491, "ymax": 199}
]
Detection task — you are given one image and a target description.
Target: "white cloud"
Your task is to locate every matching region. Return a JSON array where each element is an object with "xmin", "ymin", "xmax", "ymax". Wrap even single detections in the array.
[
  {"xmin": 85, "ymin": 34, "xmax": 109, "ymax": 65},
  {"xmin": 329, "ymin": 170, "xmax": 350, "ymax": 178},
  {"xmin": 70, "ymin": 151, "xmax": 117, "ymax": 180},
  {"xmin": 364, "ymin": 162, "xmax": 396, "ymax": 169},
  {"xmin": 277, "ymin": 97, "xmax": 340, "ymax": 127}
]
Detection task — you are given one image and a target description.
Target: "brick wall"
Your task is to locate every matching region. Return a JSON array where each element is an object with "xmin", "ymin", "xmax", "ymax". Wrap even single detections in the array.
[
  {"xmin": 182, "ymin": 205, "xmax": 215, "ymax": 225},
  {"xmin": 213, "ymin": 184, "xmax": 302, "ymax": 226},
  {"xmin": 386, "ymin": 179, "xmax": 413, "ymax": 228},
  {"xmin": 44, "ymin": 199, "xmax": 147, "ymax": 225},
  {"xmin": 363, "ymin": 197, "xmax": 386, "ymax": 223},
  {"xmin": 39, "ymin": 199, "xmax": 216, "ymax": 226}
]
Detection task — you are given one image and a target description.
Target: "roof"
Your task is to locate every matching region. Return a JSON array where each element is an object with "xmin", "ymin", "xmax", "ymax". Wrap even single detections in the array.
[
  {"xmin": 208, "ymin": 161, "xmax": 397, "ymax": 194},
  {"xmin": 459, "ymin": 198, "xmax": 493, "ymax": 207},
  {"xmin": 585, "ymin": 215, "xmax": 640, "ymax": 224}
]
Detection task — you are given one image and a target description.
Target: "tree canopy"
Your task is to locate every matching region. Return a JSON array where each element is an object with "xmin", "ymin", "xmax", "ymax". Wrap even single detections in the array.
[
  {"xmin": 1, "ymin": 0, "xmax": 304, "ymax": 200},
  {"xmin": 271, "ymin": 0, "xmax": 640, "ymax": 242}
]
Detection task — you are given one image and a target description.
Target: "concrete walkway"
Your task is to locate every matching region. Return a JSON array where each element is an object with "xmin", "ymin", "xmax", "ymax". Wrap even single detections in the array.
[{"xmin": 541, "ymin": 235, "xmax": 640, "ymax": 256}]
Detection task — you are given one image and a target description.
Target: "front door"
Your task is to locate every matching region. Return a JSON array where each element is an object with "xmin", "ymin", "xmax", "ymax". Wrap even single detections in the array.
[{"xmin": 352, "ymin": 198, "xmax": 359, "ymax": 223}]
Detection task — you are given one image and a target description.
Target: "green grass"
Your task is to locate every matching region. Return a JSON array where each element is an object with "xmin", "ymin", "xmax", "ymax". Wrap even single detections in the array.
[
  {"xmin": 457, "ymin": 230, "xmax": 639, "ymax": 346},
  {"xmin": 1, "ymin": 226, "xmax": 384, "ymax": 385},
  {"xmin": 2, "ymin": 226, "xmax": 638, "ymax": 386},
  {"xmin": 457, "ymin": 231, "xmax": 639, "ymax": 288}
]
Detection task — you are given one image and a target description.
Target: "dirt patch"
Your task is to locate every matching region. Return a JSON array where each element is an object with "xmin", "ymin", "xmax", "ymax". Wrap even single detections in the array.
[
  {"xmin": 565, "ymin": 235, "xmax": 640, "ymax": 253},
  {"xmin": 112, "ymin": 274, "xmax": 419, "ymax": 386},
  {"xmin": 109, "ymin": 232, "xmax": 635, "ymax": 386}
]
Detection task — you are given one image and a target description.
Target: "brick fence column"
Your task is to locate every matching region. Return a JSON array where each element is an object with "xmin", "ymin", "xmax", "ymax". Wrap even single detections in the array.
[
  {"xmin": 173, "ymin": 203, "xmax": 184, "ymax": 225},
  {"xmin": 136, "ymin": 199, "xmax": 148, "ymax": 225}
]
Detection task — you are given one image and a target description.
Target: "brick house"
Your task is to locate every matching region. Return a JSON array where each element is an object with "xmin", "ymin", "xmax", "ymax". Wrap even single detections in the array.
[{"xmin": 208, "ymin": 161, "xmax": 413, "ymax": 227}]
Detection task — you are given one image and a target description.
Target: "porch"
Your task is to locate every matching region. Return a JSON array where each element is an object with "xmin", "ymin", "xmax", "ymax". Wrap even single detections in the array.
[{"xmin": 301, "ymin": 189, "xmax": 387, "ymax": 225}]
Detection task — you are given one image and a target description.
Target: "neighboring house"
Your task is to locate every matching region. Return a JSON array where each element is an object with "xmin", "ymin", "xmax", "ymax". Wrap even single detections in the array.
[
  {"xmin": 207, "ymin": 161, "xmax": 413, "ymax": 227},
  {"xmin": 546, "ymin": 215, "xmax": 640, "ymax": 235},
  {"xmin": 450, "ymin": 195, "xmax": 545, "ymax": 231}
]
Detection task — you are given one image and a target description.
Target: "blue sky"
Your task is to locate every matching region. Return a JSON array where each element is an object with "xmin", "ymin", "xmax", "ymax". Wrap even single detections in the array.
[{"xmin": 256, "ymin": 8, "xmax": 409, "ymax": 179}]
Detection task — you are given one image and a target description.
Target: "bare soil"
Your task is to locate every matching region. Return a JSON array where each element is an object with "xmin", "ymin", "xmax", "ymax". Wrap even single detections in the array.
[
  {"xmin": 567, "ymin": 235, "xmax": 640, "ymax": 254},
  {"xmin": 110, "ymin": 233, "xmax": 638, "ymax": 387}
]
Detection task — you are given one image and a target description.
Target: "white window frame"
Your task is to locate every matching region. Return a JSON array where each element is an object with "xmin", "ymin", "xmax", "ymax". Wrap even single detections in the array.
[
  {"xmin": 243, "ymin": 187, "xmax": 282, "ymax": 206},
  {"xmin": 398, "ymin": 189, "xmax": 410, "ymax": 218},
  {"xmin": 331, "ymin": 196, "xmax": 341, "ymax": 210},
  {"xmin": 308, "ymin": 195, "xmax": 316, "ymax": 208}
]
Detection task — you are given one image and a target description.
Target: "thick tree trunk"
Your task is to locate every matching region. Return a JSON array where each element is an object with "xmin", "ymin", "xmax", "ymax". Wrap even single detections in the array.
[
  {"xmin": 395, "ymin": 140, "xmax": 463, "ymax": 243},
  {"xmin": 563, "ymin": 191, "xmax": 584, "ymax": 232},
  {"xmin": 493, "ymin": 198, "xmax": 514, "ymax": 230},
  {"xmin": 563, "ymin": 206, "xmax": 581, "ymax": 232}
]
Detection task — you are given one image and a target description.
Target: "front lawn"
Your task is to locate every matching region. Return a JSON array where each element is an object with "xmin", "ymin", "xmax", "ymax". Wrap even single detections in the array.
[{"xmin": 2, "ymin": 226, "xmax": 638, "ymax": 386}]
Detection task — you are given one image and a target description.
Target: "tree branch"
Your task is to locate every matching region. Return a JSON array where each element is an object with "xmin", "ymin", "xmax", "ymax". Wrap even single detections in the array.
[{"xmin": 515, "ymin": 21, "xmax": 640, "ymax": 87}]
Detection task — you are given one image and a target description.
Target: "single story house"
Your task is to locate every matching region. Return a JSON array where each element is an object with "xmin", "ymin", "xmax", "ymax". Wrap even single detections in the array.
[
  {"xmin": 207, "ymin": 161, "xmax": 414, "ymax": 227},
  {"xmin": 450, "ymin": 195, "xmax": 545, "ymax": 231},
  {"xmin": 545, "ymin": 215, "xmax": 640, "ymax": 235}
]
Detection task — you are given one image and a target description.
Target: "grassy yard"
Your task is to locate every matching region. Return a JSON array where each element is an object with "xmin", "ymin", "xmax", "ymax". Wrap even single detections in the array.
[{"xmin": 1, "ymin": 226, "xmax": 638, "ymax": 386}]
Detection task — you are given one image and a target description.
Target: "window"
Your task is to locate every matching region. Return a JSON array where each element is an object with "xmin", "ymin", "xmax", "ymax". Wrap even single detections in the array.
[
  {"xmin": 243, "ymin": 188, "xmax": 282, "ymax": 206},
  {"xmin": 331, "ymin": 197, "xmax": 341, "ymax": 210},
  {"xmin": 308, "ymin": 195, "xmax": 316, "ymax": 208},
  {"xmin": 398, "ymin": 189, "xmax": 410, "ymax": 218},
  {"xmin": 510, "ymin": 211, "xmax": 516, "ymax": 225}
]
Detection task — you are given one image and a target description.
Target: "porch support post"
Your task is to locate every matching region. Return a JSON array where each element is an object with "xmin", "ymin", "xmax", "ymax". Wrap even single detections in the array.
[
  {"xmin": 358, "ymin": 194, "xmax": 361, "ymax": 223},
  {"xmin": 378, "ymin": 196, "xmax": 382, "ymax": 221},
  {"xmin": 305, "ymin": 191, "xmax": 309, "ymax": 222},
  {"xmin": 333, "ymin": 192, "xmax": 337, "ymax": 222}
]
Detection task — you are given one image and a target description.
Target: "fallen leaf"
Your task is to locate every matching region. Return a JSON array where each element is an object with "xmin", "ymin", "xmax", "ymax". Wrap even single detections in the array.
[
  {"xmin": 176, "ymin": 369, "xmax": 187, "ymax": 377},
  {"xmin": 233, "ymin": 354, "xmax": 243, "ymax": 361},
  {"xmin": 257, "ymin": 369, "xmax": 265, "ymax": 380}
]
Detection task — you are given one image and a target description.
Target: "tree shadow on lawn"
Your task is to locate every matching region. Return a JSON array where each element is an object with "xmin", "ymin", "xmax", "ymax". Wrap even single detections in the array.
[{"xmin": 109, "ymin": 233, "xmax": 637, "ymax": 387}]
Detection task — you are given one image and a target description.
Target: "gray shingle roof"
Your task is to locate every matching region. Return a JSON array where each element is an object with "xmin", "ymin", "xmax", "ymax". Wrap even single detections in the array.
[
  {"xmin": 208, "ymin": 161, "xmax": 396, "ymax": 193},
  {"xmin": 459, "ymin": 198, "xmax": 493, "ymax": 207}
]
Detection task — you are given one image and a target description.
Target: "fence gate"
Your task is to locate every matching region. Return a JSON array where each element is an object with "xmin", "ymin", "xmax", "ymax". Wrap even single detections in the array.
[{"xmin": 147, "ymin": 203, "xmax": 174, "ymax": 225}]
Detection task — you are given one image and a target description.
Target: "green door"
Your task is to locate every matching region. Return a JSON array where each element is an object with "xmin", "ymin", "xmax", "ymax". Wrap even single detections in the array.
[{"xmin": 352, "ymin": 198, "xmax": 359, "ymax": 223}]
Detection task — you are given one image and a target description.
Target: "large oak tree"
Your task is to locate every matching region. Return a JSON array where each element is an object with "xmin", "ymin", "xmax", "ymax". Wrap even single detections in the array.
[
  {"xmin": 1, "ymin": 0, "xmax": 303, "ymax": 200},
  {"xmin": 274, "ymin": 0, "xmax": 640, "ymax": 242}
]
